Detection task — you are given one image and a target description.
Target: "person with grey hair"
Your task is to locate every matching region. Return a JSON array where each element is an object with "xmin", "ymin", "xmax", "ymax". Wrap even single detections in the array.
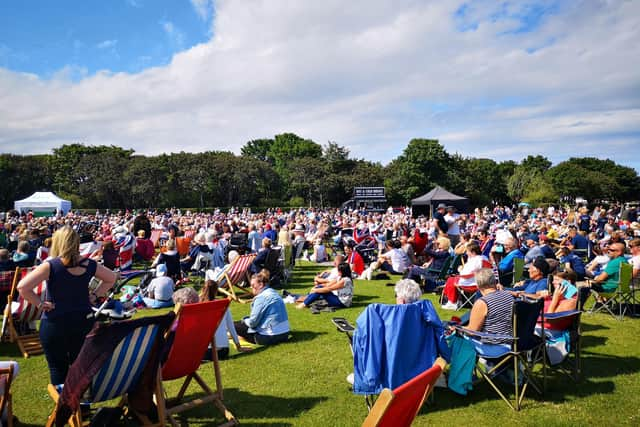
[
  {"xmin": 394, "ymin": 279, "xmax": 423, "ymax": 304},
  {"xmin": 171, "ymin": 286, "xmax": 199, "ymax": 305},
  {"xmin": 467, "ymin": 268, "xmax": 514, "ymax": 347}
]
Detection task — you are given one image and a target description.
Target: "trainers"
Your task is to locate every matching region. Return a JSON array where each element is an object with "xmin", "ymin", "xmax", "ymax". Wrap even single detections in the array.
[
  {"xmin": 346, "ymin": 373, "xmax": 354, "ymax": 385},
  {"xmin": 441, "ymin": 301, "xmax": 459, "ymax": 310}
]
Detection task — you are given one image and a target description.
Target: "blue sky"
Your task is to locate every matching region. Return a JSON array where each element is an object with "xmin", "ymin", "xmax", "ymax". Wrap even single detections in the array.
[
  {"xmin": 0, "ymin": 1, "xmax": 212, "ymax": 78},
  {"xmin": 0, "ymin": 0, "xmax": 638, "ymax": 173}
]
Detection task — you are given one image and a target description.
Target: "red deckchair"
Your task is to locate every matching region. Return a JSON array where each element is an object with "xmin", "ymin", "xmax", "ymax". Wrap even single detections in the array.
[
  {"xmin": 362, "ymin": 358, "xmax": 445, "ymax": 427},
  {"xmin": 158, "ymin": 299, "xmax": 237, "ymax": 426}
]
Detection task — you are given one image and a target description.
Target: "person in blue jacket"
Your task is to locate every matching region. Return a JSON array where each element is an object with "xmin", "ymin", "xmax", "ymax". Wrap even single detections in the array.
[{"xmin": 496, "ymin": 237, "xmax": 524, "ymax": 285}]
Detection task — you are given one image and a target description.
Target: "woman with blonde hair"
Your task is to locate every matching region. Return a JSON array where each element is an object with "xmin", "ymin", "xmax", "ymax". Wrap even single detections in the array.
[{"xmin": 17, "ymin": 226, "xmax": 117, "ymax": 385}]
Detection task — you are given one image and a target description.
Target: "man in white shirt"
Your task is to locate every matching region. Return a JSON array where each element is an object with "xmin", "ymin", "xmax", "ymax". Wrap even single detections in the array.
[{"xmin": 444, "ymin": 206, "xmax": 461, "ymax": 247}]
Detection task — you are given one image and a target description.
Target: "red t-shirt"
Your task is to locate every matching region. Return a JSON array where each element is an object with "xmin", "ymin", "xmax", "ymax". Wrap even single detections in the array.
[{"xmin": 348, "ymin": 250, "xmax": 365, "ymax": 276}]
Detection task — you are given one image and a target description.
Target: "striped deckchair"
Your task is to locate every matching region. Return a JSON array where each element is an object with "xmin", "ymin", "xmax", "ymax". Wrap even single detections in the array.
[
  {"xmin": 158, "ymin": 300, "xmax": 237, "ymax": 427},
  {"xmin": 46, "ymin": 313, "xmax": 174, "ymax": 427},
  {"xmin": 2, "ymin": 267, "xmax": 47, "ymax": 358},
  {"xmin": 216, "ymin": 254, "xmax": 256, "ymax": 304},
  {"xmin": 149, "ymin": 229, "xmax": 162, "ymax": 248}
]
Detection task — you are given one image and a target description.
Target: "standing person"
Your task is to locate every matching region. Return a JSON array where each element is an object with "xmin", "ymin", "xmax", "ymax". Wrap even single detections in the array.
[
  {"xmin": 445, "ymin": 206, "xmax": 461, "ymax": 247},
  {"xmin": 433, "ymin": 204, "xmax": 449, "ymax": 236},
  {"xmin": 133, "ymin": 210, "xmax": 152, "ymax": 239},
  {"xmin": 17, "ymin": 226, "xmax": 116, "ymax": 385},
  {"xmin": 234, "ymin": 272, "xmax": 290, "ymax": 346}
]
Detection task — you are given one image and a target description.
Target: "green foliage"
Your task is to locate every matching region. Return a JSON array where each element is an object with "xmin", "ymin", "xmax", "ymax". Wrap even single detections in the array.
[
  {"xmin": 384, "ymin": 139, "xmax": 452, "ymax": 204},
  {"xmin": 520, "ymin": 154, "xmax": 552, "ymax": 173},
  {"xmin": 288, "ymin": 196, "xmax": 305, "ymax": 207},
  {"xmin": 1, "ymin": 139, "xmax": 639, "ymax": 210},
  {"xmin": 522, "ymin": 174, "xmax": 558, "ymax": 206},
  {"xmin": 507, "ymin": 166, "xmax": 541, "ymax": 203},
  {"xmin": 241, "ymin": 138, "xmax": 274, "ymax": 164}
]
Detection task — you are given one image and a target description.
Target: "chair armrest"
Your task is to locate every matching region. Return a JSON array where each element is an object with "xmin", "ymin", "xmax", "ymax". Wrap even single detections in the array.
[
  {"xmin": 453, "ymin": 325, "xmax": 516, "ymax": 342},
  {"xmin": 332, "ymin": 317, "xmax": 355, "ymax": 333},
  {"xmin": 544, "ymin": 310, "xmax": 581, "ymax": 320}
]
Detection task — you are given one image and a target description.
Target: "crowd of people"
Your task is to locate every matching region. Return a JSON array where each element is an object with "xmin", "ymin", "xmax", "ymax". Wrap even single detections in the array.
[{"xmin": 1, "ymin": 200, "xmax": 640, "ymax": 422}]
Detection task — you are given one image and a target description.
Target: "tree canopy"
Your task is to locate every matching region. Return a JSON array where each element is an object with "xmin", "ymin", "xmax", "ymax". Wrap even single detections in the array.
[{"xmin": 0, "ymin": 136, "xmax": 637, "ymax": 210}]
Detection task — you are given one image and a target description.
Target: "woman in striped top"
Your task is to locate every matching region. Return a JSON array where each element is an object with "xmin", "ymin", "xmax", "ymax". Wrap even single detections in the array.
[{"xmin": 468, "ymin": 268, "xmax": 514, "ymax": 348}]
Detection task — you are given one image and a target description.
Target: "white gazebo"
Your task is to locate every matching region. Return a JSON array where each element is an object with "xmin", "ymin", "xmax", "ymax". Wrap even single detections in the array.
[{"xmin": 14, "ymin": 192, "xmax": 72, "ymax": 216}]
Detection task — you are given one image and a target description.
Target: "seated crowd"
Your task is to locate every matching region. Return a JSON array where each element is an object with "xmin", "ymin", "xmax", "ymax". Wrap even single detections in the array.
[{"xmin": 1, "ymin": 201, "xmax": 639, "ymax": 423}]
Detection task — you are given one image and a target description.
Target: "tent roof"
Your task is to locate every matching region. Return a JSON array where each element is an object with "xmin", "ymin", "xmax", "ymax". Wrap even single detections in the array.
[
  {"xmin": 15, "ymin": 191, "xmax": 70, "ymax": 204},
  {"xmin": 411, "ymin": 186, "xmax": 467, "ymax": 205}
]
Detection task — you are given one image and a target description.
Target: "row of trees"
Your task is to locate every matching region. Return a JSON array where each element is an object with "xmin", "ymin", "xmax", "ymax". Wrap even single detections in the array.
[{"xmin": 1, "ymin": 134, "xmax": 638, "ymax": 211}]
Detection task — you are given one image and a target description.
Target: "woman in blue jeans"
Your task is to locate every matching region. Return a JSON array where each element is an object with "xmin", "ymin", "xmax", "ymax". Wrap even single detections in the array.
[
  {"xmin": 296, "ymin": 262, "xmax": 354, "ymax": 309},
  {"xmin": 18, "ymin": 226, "xmax": 116, "ymax": 385}
]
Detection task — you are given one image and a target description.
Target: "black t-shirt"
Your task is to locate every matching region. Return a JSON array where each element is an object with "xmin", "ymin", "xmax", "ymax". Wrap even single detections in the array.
[{"xmin": 433, "ymin": 211, "xmax": 448, "ymax": 233}]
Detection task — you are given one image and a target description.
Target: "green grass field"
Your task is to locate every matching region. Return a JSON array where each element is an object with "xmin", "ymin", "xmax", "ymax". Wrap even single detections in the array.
[{"xmin": 3, "ymin": 261, "xmax": 640, "ymax": 426}]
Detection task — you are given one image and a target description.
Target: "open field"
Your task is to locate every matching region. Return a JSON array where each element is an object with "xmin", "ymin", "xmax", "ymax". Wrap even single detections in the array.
[{"xmin": 3, "ymin": 261, "xmax": 640, "ymax": 426}]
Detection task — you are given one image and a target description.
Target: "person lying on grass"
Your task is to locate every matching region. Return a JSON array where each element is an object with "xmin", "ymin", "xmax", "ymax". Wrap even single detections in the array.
[{"xmin": 296, "ymin": 262, "xmax": 354, "ymax": 310}]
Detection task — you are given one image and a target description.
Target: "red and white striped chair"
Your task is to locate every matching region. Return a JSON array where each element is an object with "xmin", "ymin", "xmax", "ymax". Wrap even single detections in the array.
[
  {"xmin": 217, "ymin": 254, "xmax": 257, "ymax": 304},
  {"xmin": 2, "ymin": 267, "xmax": 47, "ymax": 358}
]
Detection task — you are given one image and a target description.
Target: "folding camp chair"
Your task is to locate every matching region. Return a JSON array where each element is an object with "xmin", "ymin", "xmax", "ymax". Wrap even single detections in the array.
[
  {"xmin": 348, "ymin": 300, "xmax": 450, "ymax": 409},
  {"xmin": 454, "ymin": 297, "xmax": 546, "ymax": 411},
  {"xmin": 158, "ymin": 299, "xmax": 237, "ymax": 427},
  {"xmin": 588, "ymin": 262, "xmax": 633, "ymax": 320},
  {"xmin": 540, "ymin": 310, "xmax": 582, "ymax": 382},
  {"xmin": 362, "ymin": 358, "xmax": 446, "ymax": 427},
  {"xmin": 46, "ymin": 312, "xmax": 174, "ymax": 427},
  {"xmin": 499, "ymin": 257, "xmax": 525, "ymax": 286},
  {"xmin": 263, "ymin": 246, "xmax": 284, "ymax": 288},
  {"xmin": 216, "ymin": 254, "xmax": 256, "ymax": 303},
  {"xmin": 2, "ymin": 267, "xmax": 46, "ymax": 358},
  {"xmin": 442, "ymin": 259, "xmax": 493, "ymax": 308},
  {"xmin": 0, "ymin": 363, "xmax": 15, "ymax": 427},
  {"xmin": 426, "ymin": 256, "xmax": 452, "ymax": 291},
  {"xmin": 447, "ymin": 254, "xmax": 463, "ymax": 276}
]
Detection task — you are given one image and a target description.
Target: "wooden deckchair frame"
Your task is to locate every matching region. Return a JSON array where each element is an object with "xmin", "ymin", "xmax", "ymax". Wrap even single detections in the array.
[
  {"xmin": 158, "ymin": 301, "xmax": 237, "ymax": 427},
  {"xmin": 0, "ymin": 364, "xmax": 15, "ymax": 427},
  {"xmin": 2, "ymin": 267, "xmax": 46, "ymax": 358},
  {"xmin": 216, "ymin": 254, "xmax": 256, "ymax": 304}
]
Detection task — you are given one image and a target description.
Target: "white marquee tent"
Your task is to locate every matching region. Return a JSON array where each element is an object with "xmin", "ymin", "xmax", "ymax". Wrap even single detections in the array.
[{"xmin": 14, "ymin": 192, "xmax": 72, "ymax": 216}]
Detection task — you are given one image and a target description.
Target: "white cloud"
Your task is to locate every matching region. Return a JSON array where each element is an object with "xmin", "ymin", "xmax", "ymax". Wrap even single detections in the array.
[
  {"xmin": 96, "ymin": 39, "xmax": 117, "ymax": 49},
  {"xmin": 190, "ymin": 0, "xmax": 214, "ymax": 21},
  {"xmin": 0, "ymin": 0, "xmax": 639, "ymax": 172}
]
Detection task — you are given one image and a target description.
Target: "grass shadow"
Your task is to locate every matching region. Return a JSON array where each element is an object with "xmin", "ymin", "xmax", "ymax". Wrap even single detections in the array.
[
  {"xmin": 288, "ymin": 330, "xmax": 326, "ymax": 343},
  {"xmin": 581, "ymin": 322, "xmax": 610, "ymax": 333},
  {"xmin": 222, "ymin": 388, "xmax": 328, "ymax": 419},
  {"xmin": 350, "ymin": 294, "xmax": 379, "ymax": 305},
  {"xmin": 0, "ymin": 341, "xmax": 23, "ymax": 358},
  {"xmin": 581, "ymin": 335, "xmax": 608, "ymax": 349},
  {"xmin": 580, "ymin": 352, "xmax": 640, "ymax": 378}
]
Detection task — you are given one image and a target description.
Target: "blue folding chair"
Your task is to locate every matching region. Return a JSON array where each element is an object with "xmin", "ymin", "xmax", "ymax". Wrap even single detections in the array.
[{"xmin": 454, "ymin": 297, "xmax": 546, "ymax": 410}]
